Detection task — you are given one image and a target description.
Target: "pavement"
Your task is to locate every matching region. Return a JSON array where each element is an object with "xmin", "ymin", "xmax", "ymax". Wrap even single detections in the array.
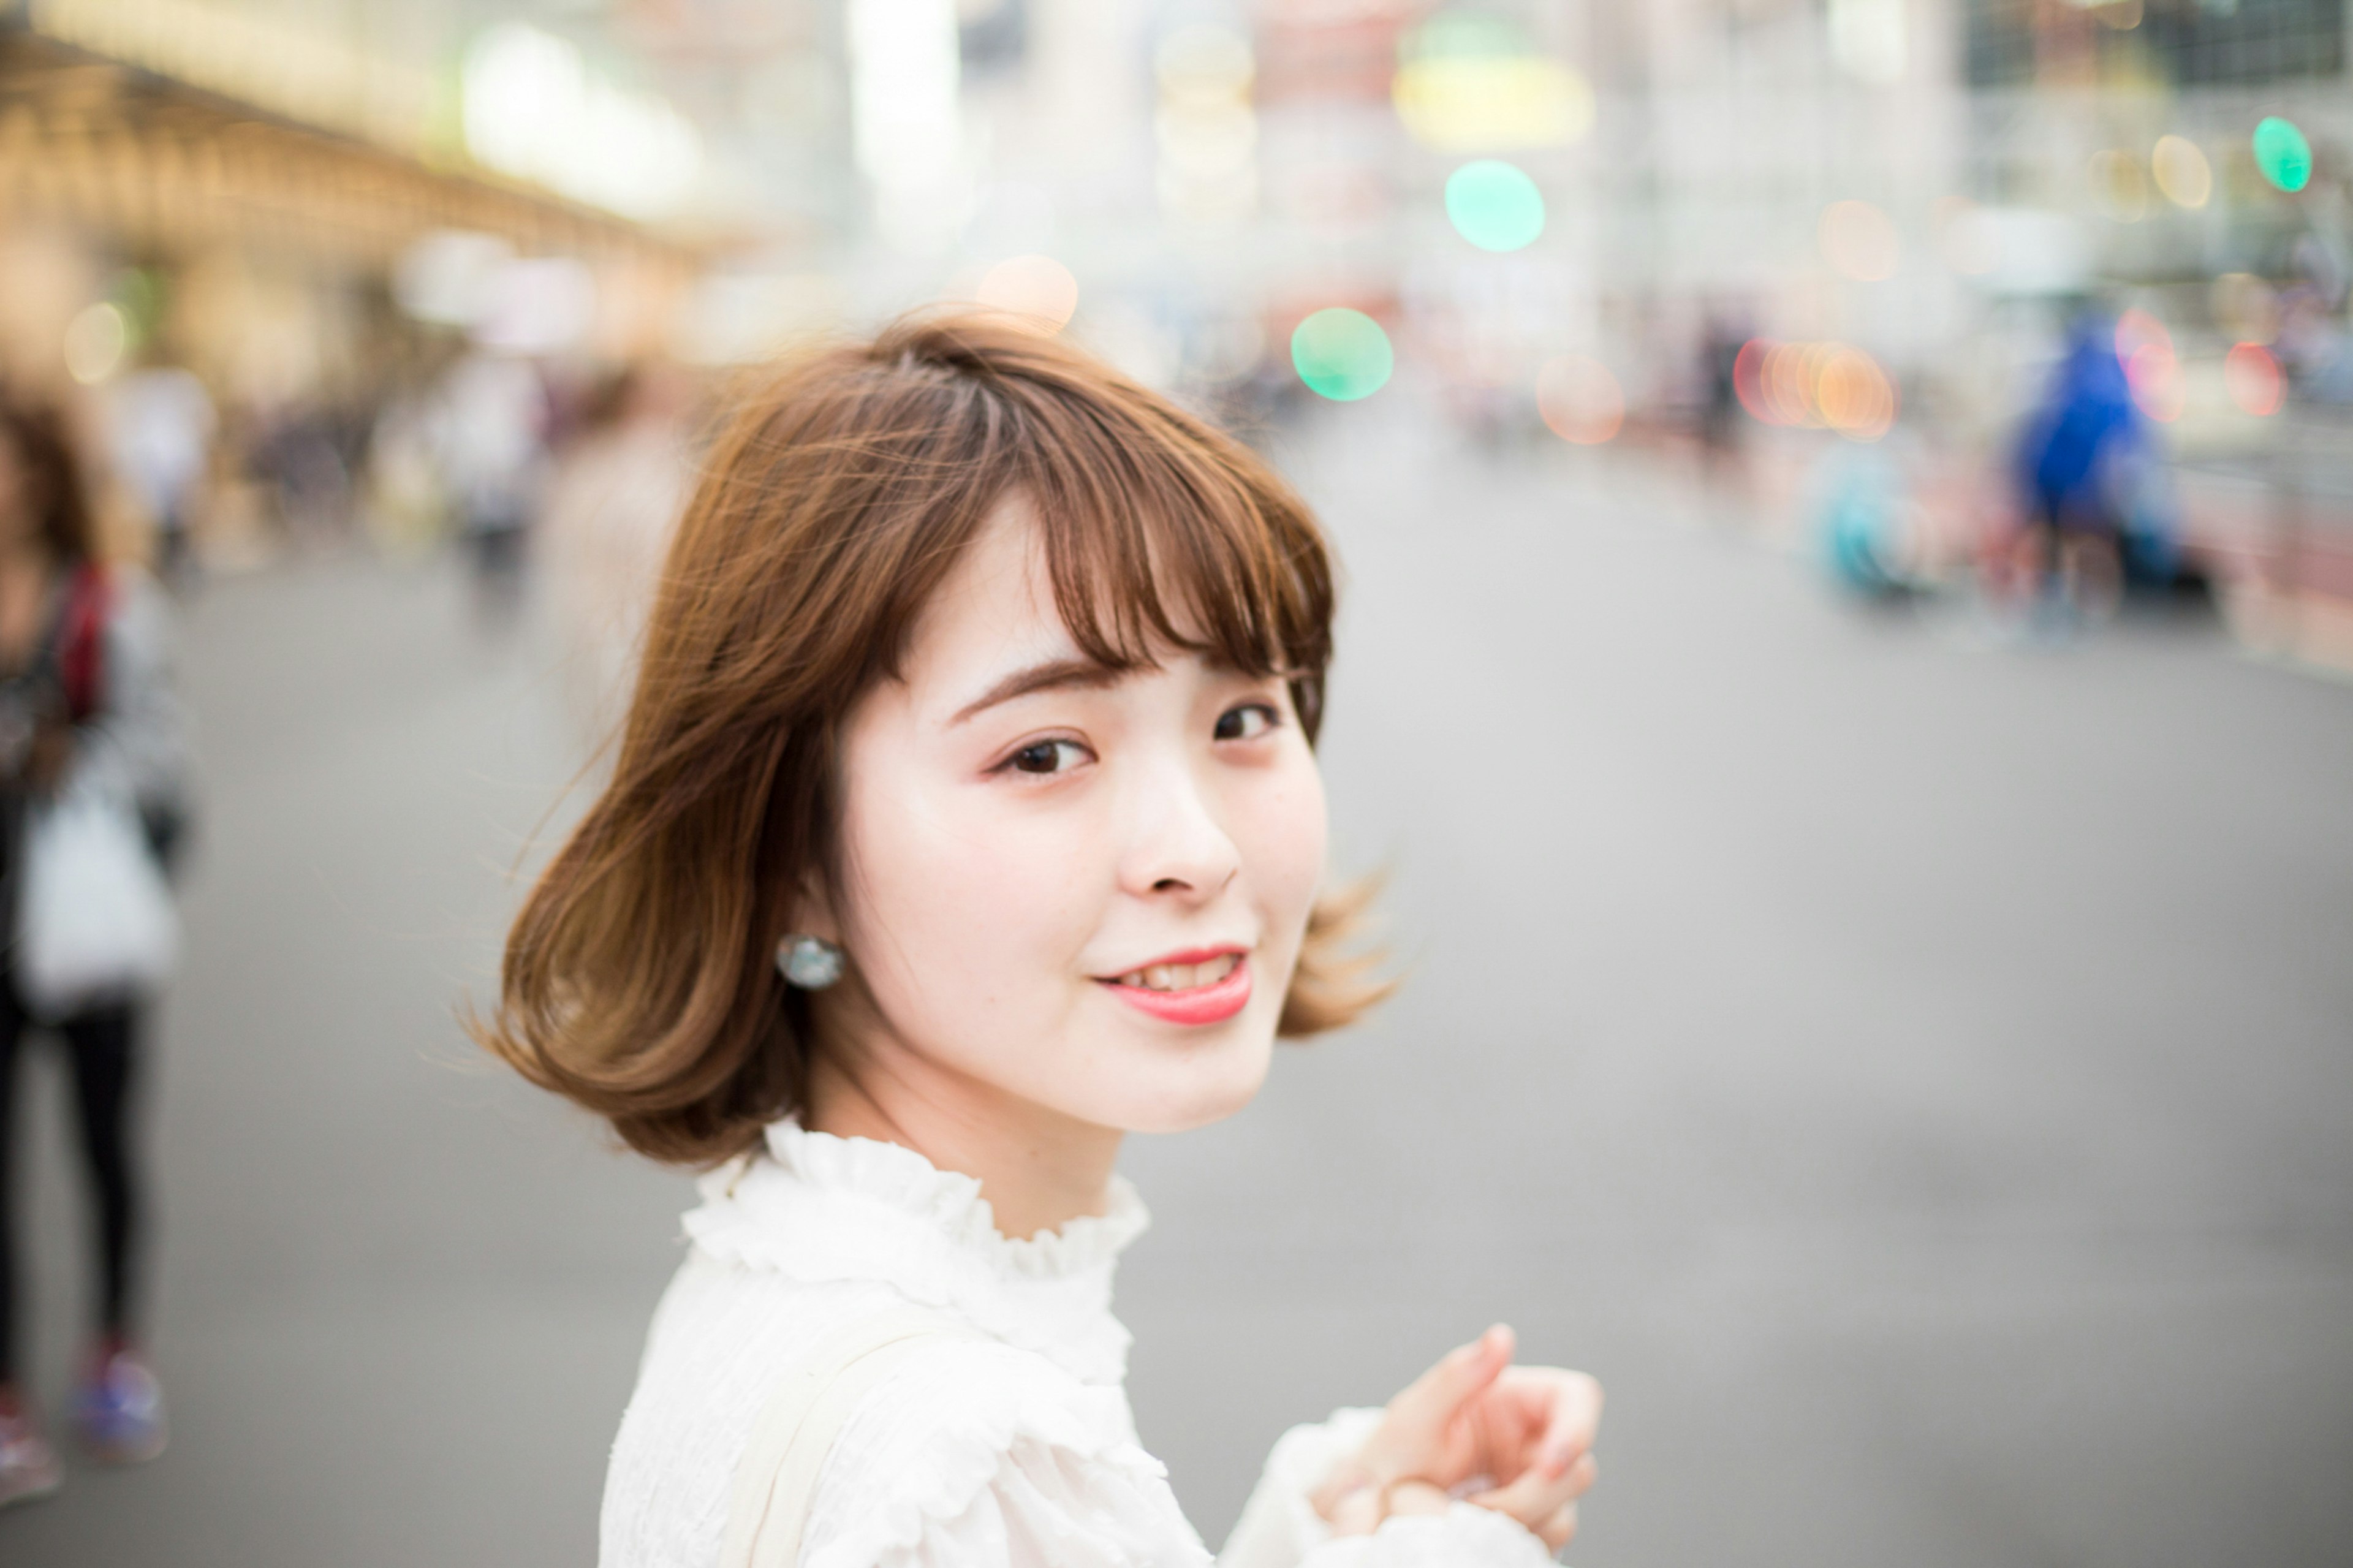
[{"xmin": 3, "ymin": 409, "xmax": 2348, "ymax": 1567}]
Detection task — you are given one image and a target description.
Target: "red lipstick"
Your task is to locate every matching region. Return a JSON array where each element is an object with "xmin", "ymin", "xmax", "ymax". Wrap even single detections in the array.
[{"xmin": 1097, "ymin": 948, "xmax": 1252, "ymax": 1026}]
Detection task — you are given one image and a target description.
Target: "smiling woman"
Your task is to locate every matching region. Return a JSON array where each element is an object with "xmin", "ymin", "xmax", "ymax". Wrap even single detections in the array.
[{"xmin": 474, "ymin": 316, "xmax": 1602, "ymax": 1568}]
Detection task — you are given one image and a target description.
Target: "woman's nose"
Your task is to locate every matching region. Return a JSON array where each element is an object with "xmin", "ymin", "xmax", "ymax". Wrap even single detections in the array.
[{"xmin": 1118, "ymin": 759, "xmax": 1240, "ymax": 900}]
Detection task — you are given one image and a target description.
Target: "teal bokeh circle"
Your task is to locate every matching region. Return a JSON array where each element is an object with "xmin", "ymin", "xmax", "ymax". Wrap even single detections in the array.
[
  {"xmin": 1290, "ymin": 308, "xmax": 1394, "ymax": 401},
  {"xmin": 1445, "ymin": 161, "xmax": 1546, "ymax": 252},
  {"xmin": 2253, "ymin": 116, "xmax": 2312, "ymax": 194}
]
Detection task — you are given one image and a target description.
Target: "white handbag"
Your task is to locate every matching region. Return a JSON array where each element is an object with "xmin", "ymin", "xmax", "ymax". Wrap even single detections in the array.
[
  {"xmin": 15, "ymin": 781, "xmax": 178, "ymax": 1019},
  {"xmin": 721, "ymin": 1306, "xmax": 971, "ymax": 1568}
]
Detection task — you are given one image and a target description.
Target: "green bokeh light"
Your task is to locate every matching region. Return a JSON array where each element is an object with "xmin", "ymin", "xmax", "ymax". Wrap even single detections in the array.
[
  {"xmin": 1445, "ymin": 160, "xmax": 1545, "ymax": 252},
  {"xmin": 2253, "ymin": 116, "xmax": 2312, "ymax": 193},
  {"xmin": 1290, "ymin": 308, "xmax": 1393, "ymax": 402}
]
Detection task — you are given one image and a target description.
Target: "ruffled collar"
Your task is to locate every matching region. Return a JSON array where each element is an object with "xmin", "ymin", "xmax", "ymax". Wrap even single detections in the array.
[{"xmin": 681, "ymin": 1120, "xmax": 1150, "ymax": 1386}]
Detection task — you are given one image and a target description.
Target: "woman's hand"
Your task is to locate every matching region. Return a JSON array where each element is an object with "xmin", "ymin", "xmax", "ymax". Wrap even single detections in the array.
[{"xmin": 1311, "ymin": 1325, "xmax": 1602, "ymax": 1552}]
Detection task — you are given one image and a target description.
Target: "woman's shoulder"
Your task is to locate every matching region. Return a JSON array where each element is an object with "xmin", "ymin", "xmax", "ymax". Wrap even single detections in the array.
[{"xmin": 604, "ymin": 1253, "xmax": 1195, "ymax": 1568}]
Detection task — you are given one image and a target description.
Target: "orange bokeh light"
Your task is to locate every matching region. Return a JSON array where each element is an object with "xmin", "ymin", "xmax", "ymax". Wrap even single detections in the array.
[
  {"xmin": 1816, "ymin": 347, "xmax": 1896, "ymax": 441},
  {"xmin": 1536, "ymin": 354, "xmax": 1624, "ymax": 444},
  {"xmin": 1730, "ymin": 336, "xmax": 1895, "ymax": 439}
]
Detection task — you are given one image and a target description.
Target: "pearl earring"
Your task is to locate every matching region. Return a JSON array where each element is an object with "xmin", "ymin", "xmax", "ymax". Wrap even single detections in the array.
[{"xmin": 776, "ymin": 934, "xmax": 844, "ymax": 990}]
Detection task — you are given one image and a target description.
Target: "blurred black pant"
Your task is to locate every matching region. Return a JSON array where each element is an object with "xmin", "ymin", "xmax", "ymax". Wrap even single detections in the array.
[{"xmin": 0, "ymin": 993, "xmax": 142, "ymax": 1384}]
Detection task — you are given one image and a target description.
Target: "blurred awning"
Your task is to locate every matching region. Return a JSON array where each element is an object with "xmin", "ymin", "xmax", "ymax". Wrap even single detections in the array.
[{"xmin": 0, "ymin": 21, "xmax": 699, "ymax": 278}]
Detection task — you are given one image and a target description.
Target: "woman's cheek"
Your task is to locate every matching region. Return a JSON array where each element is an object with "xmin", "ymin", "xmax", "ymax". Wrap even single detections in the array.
[
  {"xmin": 900, "ymin": 790, "xmax": 1102, "ymax": 997},
  {"xmin": 1235, "ymin": 756, "xmax": 1327, "ymax": 990}
]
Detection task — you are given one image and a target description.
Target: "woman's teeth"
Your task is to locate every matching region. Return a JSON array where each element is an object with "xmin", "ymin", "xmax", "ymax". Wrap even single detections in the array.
[{"xmin": 1113, "ymin": 954, "xmax": 1240, "ymax": 992}]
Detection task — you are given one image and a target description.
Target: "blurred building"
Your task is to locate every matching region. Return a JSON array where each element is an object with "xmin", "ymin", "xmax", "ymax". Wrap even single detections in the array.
[
  {"xmin": 0, "ymin": 0, "xmax": 703, "ymax": 564},
  {"xmin": 0, "ymin": 0, "xmax": 2344, "ymax": 658}
]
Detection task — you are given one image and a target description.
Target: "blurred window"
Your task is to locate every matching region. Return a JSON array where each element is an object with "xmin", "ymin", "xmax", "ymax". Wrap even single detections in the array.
[{"xmin": 1965, "ymin": 0, "xmax": 2346, "ymax": 88}]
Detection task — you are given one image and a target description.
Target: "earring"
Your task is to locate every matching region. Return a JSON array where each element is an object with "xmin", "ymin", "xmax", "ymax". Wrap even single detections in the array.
[{"xmin": 776, "ymin": 934, "xmax": 844, "ymax": 990}]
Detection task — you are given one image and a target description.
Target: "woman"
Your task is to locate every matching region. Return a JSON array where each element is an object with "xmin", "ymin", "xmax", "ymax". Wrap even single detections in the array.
[
  {"xmin": 481, "ymin": 318, "xmax": 1602, "ymax": 1566},
  {"xmin": 0, "ymin": 395, "xmax": 187, "ymax": 1507}
]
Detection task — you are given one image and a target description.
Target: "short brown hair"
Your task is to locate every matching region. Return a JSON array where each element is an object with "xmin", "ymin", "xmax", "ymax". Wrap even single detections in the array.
[{"xmin": 476, "ymin": 314, "xmax": 1387, "ymax": 1165}]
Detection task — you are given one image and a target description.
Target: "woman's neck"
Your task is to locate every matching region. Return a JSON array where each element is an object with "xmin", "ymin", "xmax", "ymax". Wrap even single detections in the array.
[{"xmin": 803, "ymin": 1047, "xmax": 1124, "ymax": 1243}]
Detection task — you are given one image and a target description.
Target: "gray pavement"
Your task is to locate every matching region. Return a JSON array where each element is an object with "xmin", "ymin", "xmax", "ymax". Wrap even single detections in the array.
[{"xmin": 4, "ymin": 411, "xmax": 2349, "ymax": 1566}]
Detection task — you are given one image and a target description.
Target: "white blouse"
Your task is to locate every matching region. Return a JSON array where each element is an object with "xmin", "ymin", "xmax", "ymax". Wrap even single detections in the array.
[{"xmin": 601, "ymin": 1121, "xmax": 1558, "ymax": 1568}]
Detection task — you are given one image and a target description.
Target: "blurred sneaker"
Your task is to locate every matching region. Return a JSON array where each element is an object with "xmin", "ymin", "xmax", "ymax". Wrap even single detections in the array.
[
  {"xmin": 71, "ymin": 1348, "xmax": 167, "ymax": 1464},
  {"xmin": 0, "ymin": 1408, "xmax": 63, "ymax": 1507}
]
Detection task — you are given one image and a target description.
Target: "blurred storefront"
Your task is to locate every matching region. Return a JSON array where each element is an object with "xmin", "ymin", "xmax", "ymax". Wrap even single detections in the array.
[
  {"xmin": 0, "ymin": 0, "xmax": 2345, "ymax": 662},
  {"xmin": 0, "ymin": 0, "xmax": 703, "ymax": 566}
]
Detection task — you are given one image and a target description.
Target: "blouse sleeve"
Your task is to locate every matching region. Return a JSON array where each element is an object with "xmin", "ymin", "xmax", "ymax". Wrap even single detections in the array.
[{"xmin": 1218, "ymin": 1409, "xmax": 1559, "ymax": 1568}]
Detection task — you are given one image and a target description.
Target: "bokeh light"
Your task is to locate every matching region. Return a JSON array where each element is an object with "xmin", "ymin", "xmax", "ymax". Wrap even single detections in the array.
[
  {"xmin": 2113, "ymin": 308, "xmax": 2170, "ymax": 365},
  {"xmin": 1732, "ymin": 338, "xmax": 1777, "ymax": 421},
  {"xmin": 974, "ymin": 254, "xmax": 1080, "ymax": 334},
  {"xmin": 2224, "ymin": 342, "xmax": 2284, "ymax": 417},
  {"xmin": 1766, "ymin": 342, "xmax": 1828, "ymax": 425},
  {"xmin": 1446, "ymin": 161, "xmax": 1545, "ymax": 252},
  {"xmin": 2125, "ymin": 343, "xmax": 2183, "ymax": 422},
  {"xmin": 63, "ymin": 301, "xmax": 127, "ymax": 384},
  {"xmin": 2151, "ymin": 135, "xmax": 2211, "ymax": 208},
  {"xmin": 1393, "ymin": 15, "xmax": 1593, "ymax": 153},
  {"xmin": 1535, "ymin": 355, "xmax": 1624, "ymax": 444},
  {"xmin": 1156, "ymin": 24, "xmax": 1258, "ymax": 227},
  {"xmin": 2088, "ymin": 150, "xmax": 2149, "ymax": 221},
  {"xmin": 1290, "ymin": 308, "xmax": 1393, "ymax": 401},
  {"xmin": 1733, "ymin": 337, "xmax": 1894, "ymax": 438},
  {"xmin": 1819, "ymin": 200, "xmax": 1899, "ymax": 282},
  {"xmin": 2253, "ymin": 116, "xmax": 2312, "ymax": 193},
  {"xmin": 1817, "ymin": 349, "xmax": 1896, "ymax": 441}
]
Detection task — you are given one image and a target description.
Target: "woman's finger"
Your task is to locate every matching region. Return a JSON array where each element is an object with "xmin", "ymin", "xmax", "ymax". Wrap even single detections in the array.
[
  {"xmin": 1527, "ymin": 1369, "xmax": 1604, "ymax": 1473},
  {"xmin": 1536, "ymin": 1501, "xmax": 1578, "ymax": 1553},
  {"xmin": 1385, "ymin": 1324, "xmax": 1515, "ymax": 1435},
  {"xmin": 1325, "ymin": 1482, "xmax": 1383, "ymax": 1538},
  {"xmin": 1468, "ymin": 1447, "xmax": 1598, "ymax": 1534},
  {"xmin": 1353, "ymin": 1324, "xmax": 1516, "ymax": 1487}
]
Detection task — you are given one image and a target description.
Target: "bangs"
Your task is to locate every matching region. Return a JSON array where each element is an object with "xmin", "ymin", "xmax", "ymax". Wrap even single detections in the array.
[{"xmin": 937, "ymin": 333, "xmax": 1337, "ymax": 739}]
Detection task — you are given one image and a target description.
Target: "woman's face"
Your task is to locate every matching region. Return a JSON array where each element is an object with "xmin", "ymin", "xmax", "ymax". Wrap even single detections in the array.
[{"xmin": 816, "ymin": 499, "xmax": 1328, "ymax": 1136}]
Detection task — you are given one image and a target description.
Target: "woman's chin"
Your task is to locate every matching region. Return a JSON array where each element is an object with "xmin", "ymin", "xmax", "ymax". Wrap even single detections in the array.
[{"xmin": 1108, "ymin": 1029, "xmax": 1274, "ymax": 1134}]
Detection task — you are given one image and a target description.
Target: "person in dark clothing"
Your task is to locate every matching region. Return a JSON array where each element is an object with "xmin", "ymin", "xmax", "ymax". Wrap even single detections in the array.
[{"xmin": 0, "ymin": 395, "xmax": 189, "ymax": 1507}]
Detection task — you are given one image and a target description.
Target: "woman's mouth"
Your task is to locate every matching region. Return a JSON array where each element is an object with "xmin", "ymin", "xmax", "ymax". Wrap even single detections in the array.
[{"xmin": 1097, "ymin": 951, "xmax": 1251, "ymax": 1025}]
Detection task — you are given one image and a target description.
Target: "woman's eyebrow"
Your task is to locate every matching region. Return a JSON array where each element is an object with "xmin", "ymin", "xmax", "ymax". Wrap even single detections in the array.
[{"xmin": 949, "ymin": 656, "xmax": 1126, "ymax": 725}]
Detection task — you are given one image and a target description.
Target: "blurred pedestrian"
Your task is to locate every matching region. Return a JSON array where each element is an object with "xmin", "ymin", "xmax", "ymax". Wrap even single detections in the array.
[
  {"xmin": 105, "ymin": 364, "xmax": 214, "ymax": 592},
  {"xmin": 433, "ymin": 350, "xmax": 548, "ymax": 626},
  {"xmin": 0, "ymin": 393, "xmax": 189, "ymax": 1508},
  {"xmin": 1697, "ymin": 312, "xmax": 1748, "ymax": 484},
  {"xmin": 2007, "ymin": 312, "xmax": 2150, "ymax": 623},
  {"xmin": 476, "ymin": 319, "xmax": 1604, "ymax": 1567}
]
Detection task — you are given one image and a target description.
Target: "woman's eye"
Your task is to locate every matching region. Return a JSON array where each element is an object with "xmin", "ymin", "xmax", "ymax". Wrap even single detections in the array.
[
  {"xmin": 1008, "ymin": 739, "xmax": 1087, "ymax": 775},
  {"xmin": 1214, "ymin": 703, "xmax": 1279, "ymax": 742}
]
